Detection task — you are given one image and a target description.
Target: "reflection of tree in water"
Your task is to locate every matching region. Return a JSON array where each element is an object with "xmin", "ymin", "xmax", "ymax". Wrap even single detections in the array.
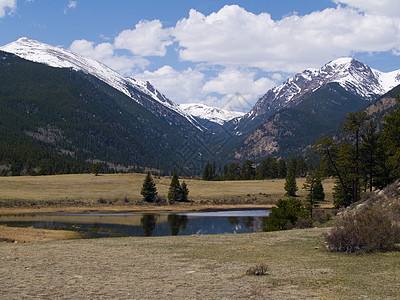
[
  {"xmin": 141, "ymin": 214, "xmax": 158, "ymax": 236},
  {"xmin": 168, "ymin": 215, "xmax": 188, "ymax": 236},
  {"xmin": 227, "ymin": 217, "xmax": 240, "ymax": 226},
  {"xmin": 91, "ymin": 223, "xmax": 100, "ymax": 232},
  {"xmin": 242, "ymin": 217, "xmax": 254, "ymax": 229}
]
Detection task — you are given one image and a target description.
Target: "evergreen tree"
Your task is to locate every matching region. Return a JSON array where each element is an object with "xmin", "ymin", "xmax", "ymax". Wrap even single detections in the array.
[
  {"xmin": 168, "ymin": 172, "xmax": 182, "ymax": 204},
  {"xmin": 266, "ymin": 198, "xmax": 308, "ymax": 231},
  {"xmin": 379, "ymin": 95, "xmax": 400, "ymax": 184},
  {"xmin": 141, "ymin": 172, "xmax": 158, "ymax": 202},
  {"xmin": 240, "ymin": 160, "xmax": 256, "ymax": 180},
  {"xmin": 284, "ymin": 157, "xmax": 298, "ymax": 197},
  {"xmin": 181, "ymin": 181, "xmax": 189, "ymax": 202},
  {"xmin": 315, "ymin": 137, "xmax": 353, "ymax": 208},
  {"xmin": 296, "ymin": 158, "xmax": 308, "ymax": 177},
  {"xmin": 225, "ymin": 162, "xmax": 241, "ymax": 180},
  {"xmin": 360, "ymin": 120, "xmax": 381, "ymax": 192},
  {"xmin": 202, "ymin": 161, "xmax": 215, "ymax": 180},
  {"xmin": 92, "ymin": 163, "xmax": 100, "ymax": 176},
  {"xmin": 303, "ymin": 171, "xmax": 325, "ymax": 218},
  {"xmin": 342, "ymin": 111, "xmax": 367, "ymax": 205},
  {"xmin": 277, "ymin": 158, "xmax": 287, "ymax": 178}
]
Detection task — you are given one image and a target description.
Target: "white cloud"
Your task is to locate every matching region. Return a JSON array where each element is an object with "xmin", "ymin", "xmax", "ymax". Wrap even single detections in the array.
[
  {"xmin": 0, "ymin": 0, "xmax": 16, "ymax": 18},
  {"xmin": 203, "ymin": 68, "xmax": 275, "ymax": 96},
  {"xmin": 68, "ymin": 1, "xmax": 77, "ymax": 9},
  {"xmin": 134, "ymin": 66, "xmax": 205, "ymax": 103},
  {"xmin": 67, "ymin": 4, "xmax": 400, "ymax": 107},
  {"xmin": 172, "ymin": 5, "xmax": 400, "ymax": 73},
  {"xmin": 114, "ymin": 20, "xmax": 173, "ymax": 57},
  {"xmin": 64, "ymin": 1, "xmax": 77, "ymax": 14},
  {"xmin": 333, "ymin": 0, "xmax": 400, "ymax": 17},
  {"xmin": 69, "ymin": 39, "xmax": 149, "ymax": 75},
  {"xmin": 134, "ymin": 65, "xmax": 275, "ymax": 109}
]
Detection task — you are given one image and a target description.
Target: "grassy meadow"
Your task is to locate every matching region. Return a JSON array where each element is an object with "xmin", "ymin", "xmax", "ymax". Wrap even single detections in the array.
[{"xmin": 0, "ymin": 173, "xmax": 334, "ymax": 213}]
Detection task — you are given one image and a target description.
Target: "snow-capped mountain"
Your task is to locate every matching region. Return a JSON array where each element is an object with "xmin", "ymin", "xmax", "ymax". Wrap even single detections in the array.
[
  {"xmin": 180, "ymin": 103, "xmax": 245, "ymax": 125},
  {"xmin": 235, "ymin": 57, "xmax": 400, "ymax": 134},
  {"xmin": 0, "ymin": 37, "xmax": 200, "ymax": 129}
]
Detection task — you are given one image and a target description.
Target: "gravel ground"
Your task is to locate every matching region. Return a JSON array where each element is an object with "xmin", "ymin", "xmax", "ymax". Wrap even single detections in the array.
[{"xmin": 0, "ymin": 236, "xmax": 275, "ymax": 299}]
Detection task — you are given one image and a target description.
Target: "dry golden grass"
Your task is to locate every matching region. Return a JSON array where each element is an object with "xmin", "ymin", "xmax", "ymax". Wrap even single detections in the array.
[
  {"xmin": 0, "ymin": 225, "xmax": 79, "ymax": 243},
  {"xmin": 0, "ymin": 173, "xmax": 334, "ymax": 214},
  {"xmin": 1, "ymin": 228, "xmax": 399, "ymax": 298}
]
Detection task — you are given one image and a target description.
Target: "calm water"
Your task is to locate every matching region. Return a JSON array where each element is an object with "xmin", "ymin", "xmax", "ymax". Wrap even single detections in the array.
[{"xmin": 0, "ymin": 210, "xmax": 270, "ymax": 238}]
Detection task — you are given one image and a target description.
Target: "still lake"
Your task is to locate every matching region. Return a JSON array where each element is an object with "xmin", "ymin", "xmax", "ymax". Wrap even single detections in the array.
[{"xmin": 0, "ymin": 210, "xmax": 270, "ymax": 238}]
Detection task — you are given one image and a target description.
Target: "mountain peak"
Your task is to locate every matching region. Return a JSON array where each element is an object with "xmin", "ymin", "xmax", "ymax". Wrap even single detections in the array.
[
  {"xmin": 326, "ymin": 57, "xmax": 354, "ymax": 67},
  {"xmin": 233, "ymin": 57, "xmax": 400, "ymax": 135},
  {"xmin": 180, "ymin": 103, "xmax": 245, "ymax": 125},
  {"xmin": 1, "ymin": 37, "xmax": 201, "ymax": 129}
]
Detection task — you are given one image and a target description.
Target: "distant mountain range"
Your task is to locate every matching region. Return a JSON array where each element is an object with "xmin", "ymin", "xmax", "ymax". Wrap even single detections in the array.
[
  {"xmin": 1, "ymin": 37, "xmax": 399, "ymax": 175},
  {"xmin": 179, "ymin": 103, "xmax": 245, "ymax": 125},
  {"xmin": 224, "ymin": 58, "xmax": 400, "ymax": 161}
]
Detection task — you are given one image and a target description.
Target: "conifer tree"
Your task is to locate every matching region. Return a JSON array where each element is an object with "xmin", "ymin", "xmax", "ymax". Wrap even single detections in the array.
[
  {"xmin": 141, "ymin": 172, "xmax": 158, "ymax": 202},
  {"xmin": 168, "ymin": 172, "xmax": 183, "ymax": 204},
  {"xmin": 284, "ymin": 157, "xmax": 298, "ymax": 197},
  {"xmin": 181, "ymin": 181, "xmax": 189, "ymax": 202},
  {"xmin": 303, "ymin": 171, "xmax": 325, "ymax": 218}
]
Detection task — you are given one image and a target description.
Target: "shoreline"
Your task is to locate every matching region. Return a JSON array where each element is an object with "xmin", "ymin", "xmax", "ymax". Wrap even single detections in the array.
[{"xmin": 0, "ymin": 203, "xmax": 276, "ymax": 216}]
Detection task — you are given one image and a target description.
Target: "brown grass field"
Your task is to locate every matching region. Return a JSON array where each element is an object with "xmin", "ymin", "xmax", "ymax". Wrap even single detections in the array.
[
  {"xmin": 1, "ymin": 228, "xmax": 399, "ymax": 299},
  {"xmin": 0, "ymin": 173, "xmax": 335, "ymax": 215}
]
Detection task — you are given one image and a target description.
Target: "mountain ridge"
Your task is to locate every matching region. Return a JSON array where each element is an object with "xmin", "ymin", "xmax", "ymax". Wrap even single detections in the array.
[
  {"xmin": 230, "ymin": 57, "xmax": 400, "ymax": 137},
  {"xmin": 179, "ymin": 103, "xmax": 245, "ymax": 125},
  {"xmin": 0, "ymin": 37, "xmax": 203, "ymax": 130}
]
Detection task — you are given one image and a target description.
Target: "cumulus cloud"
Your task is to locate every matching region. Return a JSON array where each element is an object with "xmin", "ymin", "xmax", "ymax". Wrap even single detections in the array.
[
  {"xmin": 68, "ymin": 4, "xmax": 400, "ymax": 106},
  {"xmin": 203, "ymin": 68, "xmax": 275, "ymax": 95},
  {"xmin": 172, "ymin": 5, "xmax": 400, "ymax": 72},
  {"xmin": 70, "ymin": 39, "xmax": 149, "ymax": 75},
  {"xmin": 333, "ymin": 0, "xmax": 400, "ymax": 17},
  {"xmin": 0, "ymin": 0, "xmax": 16, "ymax": 18},
  {"xmin": 114, "ymin": 20, "xmax": 173, "ymax": 56},
  {"xmin": 135, "ymin": 66, "xmax": 205, "ymax": 103}
]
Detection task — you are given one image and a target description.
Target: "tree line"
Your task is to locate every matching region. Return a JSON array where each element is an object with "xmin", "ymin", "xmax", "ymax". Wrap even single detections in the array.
[
  {"xmin": 202, "ymin": 157, "xmax": 309, "ymax": 181},
  {"xmin": 315, "ymin": 96, "xmax": 400, "ymax": 208}
]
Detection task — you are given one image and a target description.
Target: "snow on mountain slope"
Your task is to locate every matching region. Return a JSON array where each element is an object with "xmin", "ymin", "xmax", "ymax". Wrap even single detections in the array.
[
  {"xmin": 180, "ymin": 103, "xmax": 245, "ymax": 125},
  {"xmin": 237, "ymin": 57, "xmax": 400, "ymax": 132},
  {"xmin": 0, "ymin": 37, "xmax": 200, "ymax": 128}
]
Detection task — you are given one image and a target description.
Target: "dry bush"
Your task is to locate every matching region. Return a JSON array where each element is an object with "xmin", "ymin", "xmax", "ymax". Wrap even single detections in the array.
[
  {"xmin": 295, "ymin": 217, "xmax": 313, "ymax": 229},
  {"xmin": 325, "ymin": 208, "xmax": 400, "ymax": 253},
  {"xmin": 246, "ymin": 264, "xmax": 269, "ymax": 276}
]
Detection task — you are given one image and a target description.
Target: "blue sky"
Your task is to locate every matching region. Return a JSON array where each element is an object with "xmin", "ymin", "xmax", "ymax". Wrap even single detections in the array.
[{"xmin": 1, "ymin": 0, "xmax": 400, "ymax": 111}]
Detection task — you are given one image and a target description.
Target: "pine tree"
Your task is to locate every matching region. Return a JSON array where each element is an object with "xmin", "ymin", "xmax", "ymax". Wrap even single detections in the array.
[
  {"xmin": 181, "ymin": 181, "xmax": 189, "ymax": 202},
  {"xmin": 284, "ymin": 157, "xmax": 298, "ymax": 197},
  {"xmin": 168, "ymin": 172, "xmax": 183, "ymax": 204},
  {"xmin": 342, "ymin": 111, "xmax": 367, "ymax": 205},
  {"xmin": 303, "ymin": 171, "xmax": 325, "ymax": 218},
  {"xmin": 379, "ymin": 95, "xmax": 400, "ymax": 184},
  {"xmin": 141, "ymin": 172, "xmax": 158, "ymax": 202}
]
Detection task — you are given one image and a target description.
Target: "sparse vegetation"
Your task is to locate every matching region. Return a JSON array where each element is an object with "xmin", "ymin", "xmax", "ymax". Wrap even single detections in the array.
[
  {"xmin": 325, "ymin": 179, "xmax": 400, "ymax": 253},
  {"xmin": 246, "ymin": 264, "xmax": 269, "ymax": 276}
]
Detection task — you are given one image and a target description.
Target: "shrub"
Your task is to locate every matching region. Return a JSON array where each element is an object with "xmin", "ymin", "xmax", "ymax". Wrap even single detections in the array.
[
  {"xmin": 246, "ymin": 264, "xmax": 269, "ymax": 276},
  {"xmin": 295, "ymin": 217, "xmax": 313, "ymax": 229},
  {"xmin": 266, "ymin": 198, "xmax": 308, "ymax": 231},
  {"xmin": 325, "ymin": 208, "xmax": 400, "ymax": 253}
]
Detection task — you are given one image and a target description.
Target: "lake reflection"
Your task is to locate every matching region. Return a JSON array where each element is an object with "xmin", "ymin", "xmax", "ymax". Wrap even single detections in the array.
[{"xmin": 0, "ymin": 210, "xmax": 270, "ymax": 238}]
